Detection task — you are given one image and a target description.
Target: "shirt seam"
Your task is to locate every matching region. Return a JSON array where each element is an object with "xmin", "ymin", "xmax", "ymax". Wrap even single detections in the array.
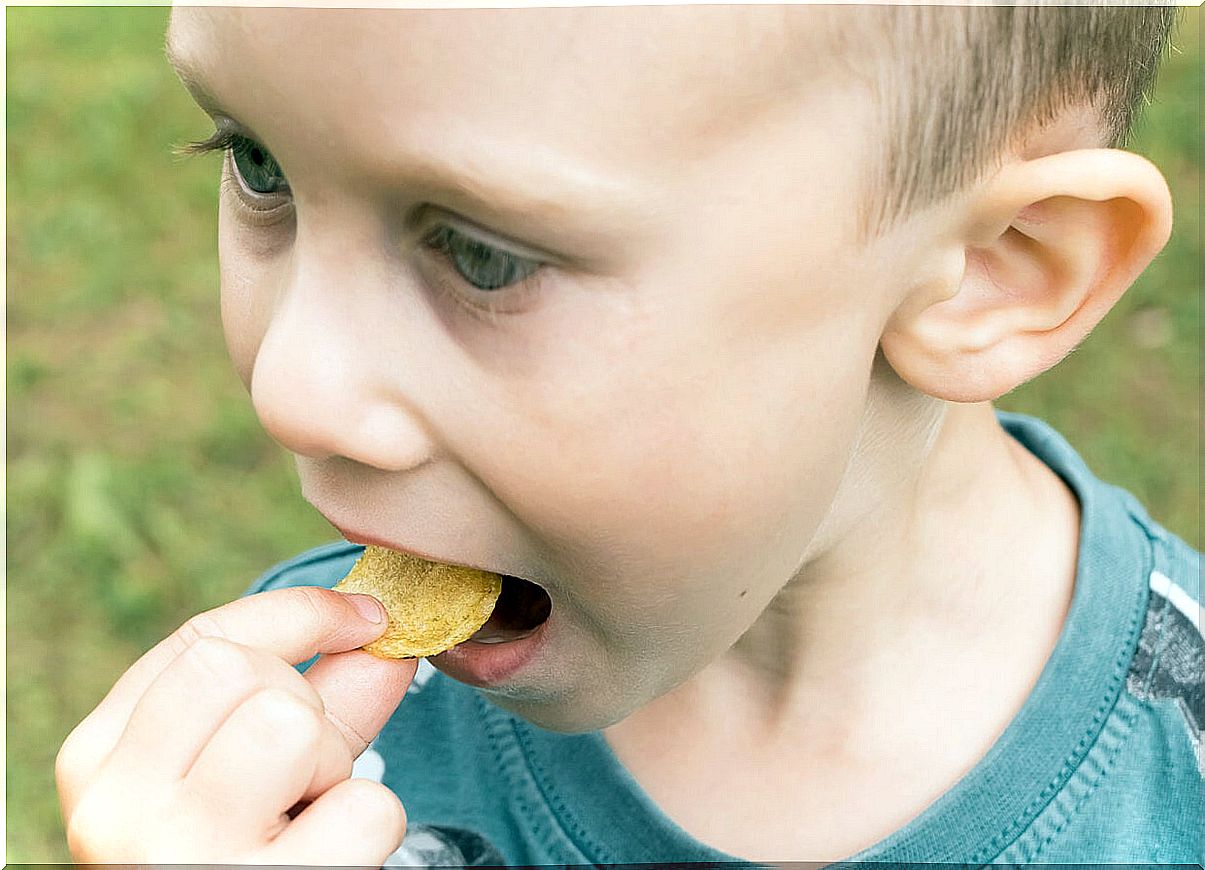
[
  {"xmin": 970, "ymin": 520, "xmax": 1154, "ymax": 863},
  {"xmin": 1026, "ymin": 693, "xmax": 1143, "ymax": 862},
  {"xmin": 506, "ymin": 715, "xmax": 620, "ymax": 864},
  {"xmin": 475, "ymin": 691, "xmax": 607, "ymax": 865},
  {"xmin": 475, "ymin": 692, "xmax": 560, "ymax": 864}
]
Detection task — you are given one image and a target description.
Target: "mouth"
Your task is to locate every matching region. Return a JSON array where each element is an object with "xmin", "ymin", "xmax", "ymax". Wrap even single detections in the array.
[
  {"xmin": 333, "ymin": 524, "xmax": 553, "ymax": 646},
  {"xmin": 471, "ymin": 573, "xmax": 553, "ymax": 643}
]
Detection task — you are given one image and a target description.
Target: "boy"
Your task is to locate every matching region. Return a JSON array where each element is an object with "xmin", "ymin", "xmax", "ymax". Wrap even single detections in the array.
[{"xmin": 56, "ymin": 5, "xmax": 1200, "ymax": 865}]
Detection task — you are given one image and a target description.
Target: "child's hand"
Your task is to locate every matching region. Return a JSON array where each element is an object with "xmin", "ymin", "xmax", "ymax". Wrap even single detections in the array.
[{"xmin": 55, "ymin": 585, "xmax": 418, "ymax": 865}]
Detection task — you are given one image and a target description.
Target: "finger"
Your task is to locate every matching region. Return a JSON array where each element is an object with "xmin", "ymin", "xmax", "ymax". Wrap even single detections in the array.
[
  {"xmin": 100, "ymin": 637, "xmax": 347, "ymax": 791},
  {"xmin": 302, "ymin": 650, "xmax": 418, "ymax": 758},
  {"xmin": 257, "ymin": 777, "xmax": 407, "ymax": 867},
  {"xmin": 102, "ymin": 640, "xmax": 410, "ymax": 795},
  {"xmin": 180, "ymin": 687, "xmax": 329, "ymax": 845},
  {"xmin": 58, "ymin": 586, "xmax": 385, "ymax": 805}
]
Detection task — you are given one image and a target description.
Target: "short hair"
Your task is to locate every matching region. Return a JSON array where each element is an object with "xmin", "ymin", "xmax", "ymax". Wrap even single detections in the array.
[{"xmin": 823, "ymin": 6, "xmax": 1180, "ymax": 242}]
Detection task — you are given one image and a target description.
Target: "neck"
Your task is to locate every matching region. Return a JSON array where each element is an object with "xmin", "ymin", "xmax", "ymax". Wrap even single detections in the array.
[{"xmin": 612, "ymin": 381, "xmax": 1080, "ymax": 761}]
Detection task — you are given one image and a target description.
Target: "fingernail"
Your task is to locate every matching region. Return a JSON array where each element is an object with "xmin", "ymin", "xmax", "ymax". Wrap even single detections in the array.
[{"xmin": 347, "ymin": 593, "xmax": 385, "ymax": 624}]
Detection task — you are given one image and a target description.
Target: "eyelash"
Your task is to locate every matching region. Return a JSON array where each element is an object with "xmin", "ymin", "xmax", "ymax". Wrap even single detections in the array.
[
  {"xmin": 179, "ymin": 129, "xmax": 292, "ymax": 218},
  {"xmin": 421, "ymin": 227, "xmax": 547, "ymax": 321},
  {"xmin": 176, "ymin": 129, "xmax": 548, "ymax": 320}
]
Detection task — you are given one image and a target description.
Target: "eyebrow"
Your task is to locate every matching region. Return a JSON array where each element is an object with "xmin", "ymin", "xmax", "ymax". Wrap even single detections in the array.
[{"xmin": 163, "ymin": 37, "xmax": 651, "ymax": 259}]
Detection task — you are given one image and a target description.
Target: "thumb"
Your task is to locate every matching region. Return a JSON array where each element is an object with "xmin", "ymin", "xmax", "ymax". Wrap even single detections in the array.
[{"xmin": 303, "ymin": 650, "xmax": 418, "ymax": 759}]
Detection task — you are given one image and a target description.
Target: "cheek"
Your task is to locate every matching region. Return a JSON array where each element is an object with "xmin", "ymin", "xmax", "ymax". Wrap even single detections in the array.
[
  {"xmin": 627, "ymin": 349, "xmax": 866, "ymax": 570},
  {"xmin": 499, "ymin": 331, "xmax": 875, "ymax": 714},
  {"xmin": 217, "ymin": 202, "xmax": 277, "ymax": 391},
  {"xmin": 503, "ymin": 229, "xmax": 877, "ymax": 599},
  {"xmin": 490, "ymin": 298, "xmax": 875, "ymax": 626}
]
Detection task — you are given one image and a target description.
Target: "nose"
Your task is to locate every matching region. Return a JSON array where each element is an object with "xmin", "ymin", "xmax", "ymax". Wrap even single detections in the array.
[{"xmin": 248, "ymin": 274, "xmax": 436, "ymax": 473}]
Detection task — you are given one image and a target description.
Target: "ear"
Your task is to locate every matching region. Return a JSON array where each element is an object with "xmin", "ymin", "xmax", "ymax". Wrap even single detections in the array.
[{"xmin": 880, "ymin": 148, "xmax": 1172, "ymax": 403}]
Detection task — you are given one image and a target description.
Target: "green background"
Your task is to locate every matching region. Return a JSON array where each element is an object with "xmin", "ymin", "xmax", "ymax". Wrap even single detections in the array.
[{"xmin": 6, "ymin": 7, "xmax": 1200, "ymax": 862}]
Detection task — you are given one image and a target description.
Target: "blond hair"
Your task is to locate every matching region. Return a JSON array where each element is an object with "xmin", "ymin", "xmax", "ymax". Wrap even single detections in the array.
[{"xmin": 830, "ymin": 6, "xmax": 1180, "ymax": 240}]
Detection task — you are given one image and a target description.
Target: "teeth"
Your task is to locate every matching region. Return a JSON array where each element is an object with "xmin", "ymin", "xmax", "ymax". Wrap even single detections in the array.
[{"xmin": 469, "ymin": 627, "xmax": 539, "ymax": 644}]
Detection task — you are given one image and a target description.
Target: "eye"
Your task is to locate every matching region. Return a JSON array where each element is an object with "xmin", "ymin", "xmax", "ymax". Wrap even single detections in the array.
[
  {"xmin": 175, "ymin": 127, "xmax": 291, "ymax": 216},
  {"xmin": 228, "ymin": 134, "xmax": 289, "ymax": 197},
  {"xmin": 423, "ymin": 224, "xmax": 541, "ymax": 292}
]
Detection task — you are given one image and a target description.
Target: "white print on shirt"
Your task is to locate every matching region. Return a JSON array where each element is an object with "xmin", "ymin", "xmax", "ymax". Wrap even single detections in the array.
[
  {"xmin": 350, "ymin": 739, "xmax": 386, "ymax": 783},
  {"xmin": 1149, "ymin": 571, "xmax": 1202, "ymax": 637},
  {"xmin": 1126, "ymin": 570, "xmax": 1204, "ymax": 774},
  {"xmin": 409, "ymin": 658, "xmax": 437, "ymax": 694}
]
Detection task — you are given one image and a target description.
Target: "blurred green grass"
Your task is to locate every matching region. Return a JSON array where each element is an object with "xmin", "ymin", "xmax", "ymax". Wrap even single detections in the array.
[{"xmin": 5, "ymin": 7, "xmax": 1200, "ymax": 863}]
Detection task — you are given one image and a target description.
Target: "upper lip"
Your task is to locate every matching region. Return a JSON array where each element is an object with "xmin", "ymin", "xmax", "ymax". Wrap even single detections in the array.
[{"xmin": 330, "ymin": 519, "xmax": 515, "ymax": 579}]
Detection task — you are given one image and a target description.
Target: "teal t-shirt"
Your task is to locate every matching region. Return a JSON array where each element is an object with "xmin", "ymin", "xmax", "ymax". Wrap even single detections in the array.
[{"xmin": 244, "ymin": 412, "xmax": 1202, "ymax": 866}]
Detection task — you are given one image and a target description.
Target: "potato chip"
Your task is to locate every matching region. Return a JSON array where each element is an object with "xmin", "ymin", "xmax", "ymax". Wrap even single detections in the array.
[{"xmin": 333, "ymin": 545, "xmax": 502, "ymax": 659}]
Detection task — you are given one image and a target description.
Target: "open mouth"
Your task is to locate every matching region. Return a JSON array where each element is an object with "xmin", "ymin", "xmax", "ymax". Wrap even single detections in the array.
[{"xmin": 468, "ymin": 573, "xmax": 552, "ymax": 643}]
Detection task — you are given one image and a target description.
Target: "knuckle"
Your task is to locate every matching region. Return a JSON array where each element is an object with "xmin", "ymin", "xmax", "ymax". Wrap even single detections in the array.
[
  {"xmin": 56, "ymin": 715, "xmax": 105, "ymax": 800},
  {"xmin": 349, "ymin": 779, "xmax": 407, "ymax": 843},
  {"xmin": 55, "ymin": 727, "xmax": 87, "ymax": 790},
  {"xmin": 249, "ymin": 687, "xmax": 322, "ymax": 739},
  {"xmin": 176, "ymin": 610, "xmax": 231, "ymax": 648},
  {"xmin": 294, "ymin": 585, "xmax": 338, "ymax": 635},
  {"xmin": 277, "ymin": 665, "xmax": 325, "ymax": 713},
  {"xmin": 66, "ymin": 788, "xmax": 137, "ymax": 863},
  {"xmin": 184, "ymin": 635, "xmax": 257, "ymax": 687},
  {"xmin": 298, "ymin": 676, "xmax": 326, "ymax": 711},
  {"xmin": 335, "ymin": 745, "xmax": 355, "ymax": 782},
  {"xmin": 275, "ymin": 659, "xmax": 325, "ymax": 712},
  {"xmin": 327, "ymin": 724, "xmax": 356, "ymax": 781},
  {"xmin": 172, "ymin": 607, "xmax": 232, "ymax": 655}
]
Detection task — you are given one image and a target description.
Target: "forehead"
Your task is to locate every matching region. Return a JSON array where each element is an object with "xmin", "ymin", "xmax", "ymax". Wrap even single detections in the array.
[{"xmin": 166, "ymin": 7, "xmax": 836, "ymax": 181}]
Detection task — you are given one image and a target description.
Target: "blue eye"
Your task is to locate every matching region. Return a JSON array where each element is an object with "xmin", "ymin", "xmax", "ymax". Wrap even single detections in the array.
[
  {"xmin": 229, "ymin": 134, "xmax": 288, "ymax": 196},
  {"xmin": 424, "ymin": 224, "xmax": 540, "ymax": 292}
]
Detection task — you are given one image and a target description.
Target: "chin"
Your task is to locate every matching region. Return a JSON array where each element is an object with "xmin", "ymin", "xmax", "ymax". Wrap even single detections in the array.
[{"xmin": 478, "ymin": 687, "xmax": 633, "ymax": 734}]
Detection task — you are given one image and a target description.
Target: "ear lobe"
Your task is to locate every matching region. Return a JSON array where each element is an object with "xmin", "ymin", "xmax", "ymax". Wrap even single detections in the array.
[{"xmin": 881, "ymin": 148, "xmax": 1173, "ymax": 404}]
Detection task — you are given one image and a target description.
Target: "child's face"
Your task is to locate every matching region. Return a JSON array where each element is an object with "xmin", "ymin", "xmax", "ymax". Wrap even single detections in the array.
[{"xmin": 169, "ymin": 7, "xmax": 901, "ymax": 730}]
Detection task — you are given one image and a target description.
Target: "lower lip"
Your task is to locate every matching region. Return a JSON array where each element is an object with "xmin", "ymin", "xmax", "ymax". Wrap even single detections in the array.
[{"xmin": 429, "ymin": 618, "xmax": 551, "ymax": 687}]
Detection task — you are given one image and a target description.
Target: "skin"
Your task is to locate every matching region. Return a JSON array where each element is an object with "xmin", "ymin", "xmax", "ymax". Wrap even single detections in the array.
[{"xmin": 58, "ymin": 6, "xmax": 1173, "ymax": 864}]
